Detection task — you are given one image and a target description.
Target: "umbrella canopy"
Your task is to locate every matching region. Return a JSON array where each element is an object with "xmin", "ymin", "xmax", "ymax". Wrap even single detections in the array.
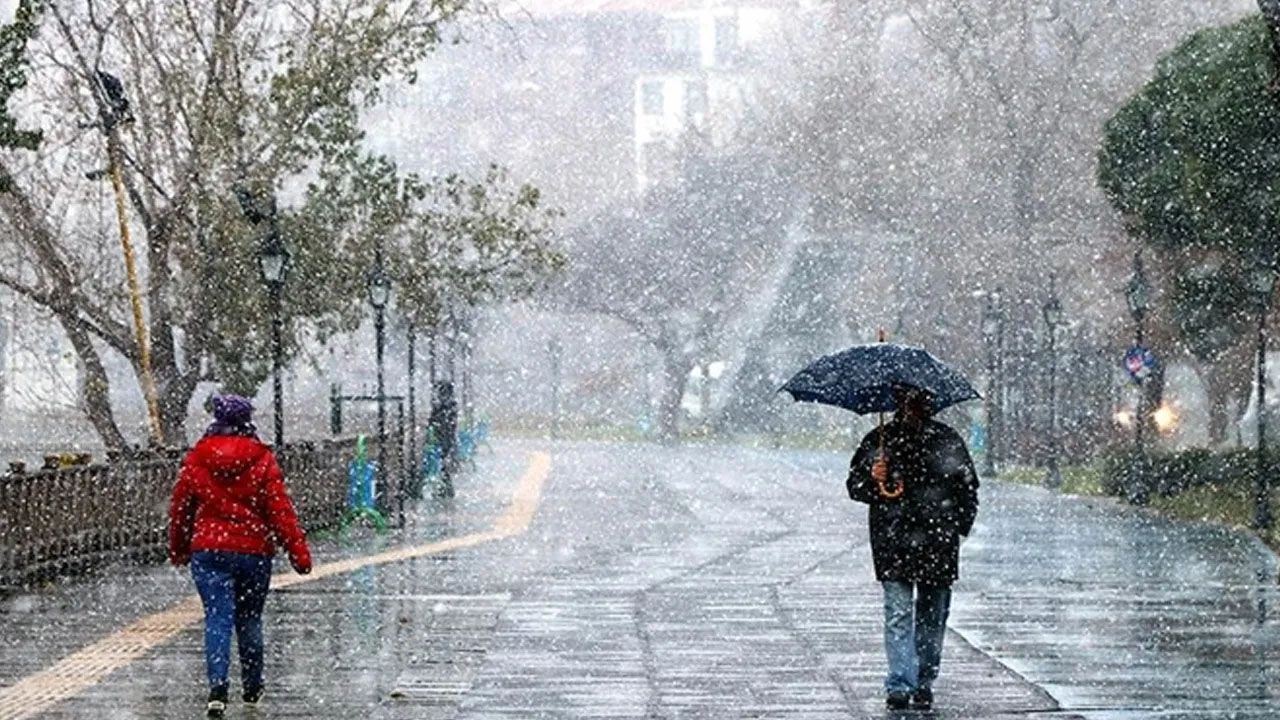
[{"xmin": 781, "ymin": 343, "xmax": 980, "ymax": 415}]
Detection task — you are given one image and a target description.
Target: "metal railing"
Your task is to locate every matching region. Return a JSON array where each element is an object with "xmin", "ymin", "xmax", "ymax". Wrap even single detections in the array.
[{"xmin": 0, "ymin": 437, "xmax": 397, "ymax": 591}]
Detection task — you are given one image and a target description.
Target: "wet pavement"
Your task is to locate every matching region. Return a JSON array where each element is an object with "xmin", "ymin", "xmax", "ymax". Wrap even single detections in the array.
[{"xmin": 0, "ymin": 439, "xmax": 1277, "ymax": 719}]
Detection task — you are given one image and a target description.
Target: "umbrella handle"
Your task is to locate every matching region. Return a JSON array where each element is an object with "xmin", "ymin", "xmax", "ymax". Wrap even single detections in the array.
[{"xmin": 874, "ymin": 415, "xmax": 904, "ymax": 500}]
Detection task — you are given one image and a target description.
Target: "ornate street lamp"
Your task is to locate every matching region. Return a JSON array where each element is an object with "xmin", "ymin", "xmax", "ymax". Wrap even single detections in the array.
[
  {"xmin": 1042, "ymin": 274, "xmax": 1064, "ymax": 489},
  {"xmin": 1249, "ymin": 255, "xmax": 1277, "ymax": 531},
  {"xmin": 367, "ymin": 262, "xmax": 392, "ymax": 515},
  {"xmin": 257, "ymin": 233, "xmax": 290, "ymax": 448}
]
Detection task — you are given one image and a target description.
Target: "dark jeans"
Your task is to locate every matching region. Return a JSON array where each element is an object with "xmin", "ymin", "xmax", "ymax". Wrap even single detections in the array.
[
  {"xmin": 882, "ymin": 580, "xmax": 951, "ymax": 694},
  {"xmin": 191, "ymin": 551, "xmax": 272, "ymax": 695}
]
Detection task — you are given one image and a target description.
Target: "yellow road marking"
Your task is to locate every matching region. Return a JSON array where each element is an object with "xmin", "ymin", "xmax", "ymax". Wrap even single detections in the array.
[{"xmin": 0, "ymin": 451, "xmax": 552, "ymax": 720}]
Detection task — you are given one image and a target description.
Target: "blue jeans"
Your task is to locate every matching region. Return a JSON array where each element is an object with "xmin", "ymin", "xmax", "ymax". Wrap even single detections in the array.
[
  {"xmin": 882, "ymin": 581, "xmax": 951, "ymax": 694},
  {"xmin": 191, "ymin": 551, "xmax": 273, "ymax": 695}
]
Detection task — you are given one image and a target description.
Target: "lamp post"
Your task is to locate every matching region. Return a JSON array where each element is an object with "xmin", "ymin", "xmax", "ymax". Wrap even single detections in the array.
[
  {"xmin": 1249, "ymin": 256, "xmax": 1277, "ymax": 531},
  {"xmin": 1123, "ymin": 252, "xmax": 1154, "ymax": 504},
  {"xmin": 407, "ymin": 321, "xmax": 418, "ymax": 498},
  {"xmin": 1125, "ymin": 253, "xmax": 1152, "ymax": 452},
  {"xmin": 548, "ymin": 336, "xmax": 562, "ymax": 440},
  {"xmin": 981, "ymin": 289, "xmax": 1003, "ymax": 478},
  {"xmin": 1042, "ymin": 274, "xmax": 1064, "ymax": 489},
  {"xmin": 257, "ymin": 233, "xmax": 290, "ymax": 448},
  {"xmin": 367, "ymin": 261, "xmax": 393, "ymax": 514}
]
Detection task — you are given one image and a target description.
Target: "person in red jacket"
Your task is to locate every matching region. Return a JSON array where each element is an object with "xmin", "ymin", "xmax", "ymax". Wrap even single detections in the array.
[{"xmin": 169, "ymin": 395, "xmax": 312, "ymax": 718}]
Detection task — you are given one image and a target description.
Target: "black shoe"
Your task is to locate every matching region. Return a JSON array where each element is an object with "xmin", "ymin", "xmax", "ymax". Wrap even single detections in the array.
[
  {"xmin": 206, "ymin": 687, "xmax": 228, "ymax": 718},
  {"xmin": 886, "ymin": 691, "xmax": 911, "ymax": 710},
  {"xmin": 244, "ymin": 686, "xmax": 264, "ymax": 705},
  {"xmin": 911, "ymin": 687, "xmax": 933, "ymax": 709}
]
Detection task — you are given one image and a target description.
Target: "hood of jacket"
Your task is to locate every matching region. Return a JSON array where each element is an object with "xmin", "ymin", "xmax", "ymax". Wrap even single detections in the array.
[{"xmin": 189, "ymin": 434, "xmax": 270, "ymax": 483}]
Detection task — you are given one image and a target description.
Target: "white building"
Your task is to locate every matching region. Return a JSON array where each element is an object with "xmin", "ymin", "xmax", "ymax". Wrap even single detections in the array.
[
  {"xmin": 632, "ymin": 2, "xmax": 786, "ymax": 192},
  {"xmin": 498, "ymin": 0, "xmax": 795, "ymax": 194}
]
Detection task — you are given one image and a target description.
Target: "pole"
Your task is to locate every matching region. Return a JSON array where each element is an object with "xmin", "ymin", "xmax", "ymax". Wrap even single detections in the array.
[
  {"xmin": 1134, "ymin": 313, "xmax": 1146, "ymax": 455},
  {"xmin": 396, "ymin": 398, "xmax": 405, "ymax": 528},
  {"xmin": 465, "ymin": 325, "xmax": 476, "ymax": 425},
  {"xmin": 407, "ymin": 322, "xmax": 417, "ymax": 495},
  {"xmin": 107, "ymin": 139, "xmax": 164, "ymax": 444},
  {"xmin": 983, "ymin": 303, "xmax": 997, "ymax": 478},
  {"xmin": 374, "ymin": 244, "xmax": 388, "ymax": 513},
  {"xmin": 1256, "ymin": 306, "xmax": 1272, "ymax": 530},
  {"xmin": 993, "ymin": 293, "xmax": 1005, "ymax": 472},
  {"xmin": 429, "ymin": 327, "xmax": 438, "ymax": 387},
  {"xmin": 549, "ymin": 337, "xmax": 561, "ymax": 440},
  {"xmin": 271, "ymin": 284, "xmax": 284, "ymax": 448},
  {"xmin": 1045, "ymin": 321, "xmax": 1061, "ymax": 488}
]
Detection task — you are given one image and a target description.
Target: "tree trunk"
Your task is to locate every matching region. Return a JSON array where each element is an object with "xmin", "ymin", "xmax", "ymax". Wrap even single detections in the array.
[
  {"xmin": 154, "ymin": 361, "xmax": 198, "ymax": 447},
  {"xmin": 1201, "ymin": 343, "xmax": 1255, "ymax": 446},
  {"xmin": 1012, "ymin": 151, "xmax": 1036, "ymax": 258},
  {"xmin": 59, "ymin": 318, "xmax": 128, "ymax": 451},
  {"xmin": 657, "ymin": 356, "xmax": 691, "ymax": 444}
]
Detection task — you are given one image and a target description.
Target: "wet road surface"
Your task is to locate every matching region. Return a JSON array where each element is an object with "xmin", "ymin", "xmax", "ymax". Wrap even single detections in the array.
[{"xmin": 1, "ymin": 440, "xmax": 1277, "ymax": 719}]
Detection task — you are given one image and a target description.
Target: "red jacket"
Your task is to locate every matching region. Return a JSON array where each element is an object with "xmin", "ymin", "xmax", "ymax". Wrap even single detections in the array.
[{"xmin": 168, "ymin": 435, "xmax": 312, "ymax": 572}]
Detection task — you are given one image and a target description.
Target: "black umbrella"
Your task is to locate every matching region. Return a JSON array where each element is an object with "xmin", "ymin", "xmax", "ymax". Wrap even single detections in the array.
[{"xmin": 781, "ymin": 342, "xmax": 980, "ymax": 415}]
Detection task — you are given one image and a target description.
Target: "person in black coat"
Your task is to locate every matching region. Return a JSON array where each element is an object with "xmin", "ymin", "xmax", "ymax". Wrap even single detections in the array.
[
  {"xmin": 428, "ymin": 381, "xmax": 458, "ymax": 498},
  {"xmin": 847, "ymin": 383, "xmax": 979, "ymax": 711}
]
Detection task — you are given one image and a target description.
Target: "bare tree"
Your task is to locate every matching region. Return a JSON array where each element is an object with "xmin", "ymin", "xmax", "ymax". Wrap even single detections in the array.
[{"xmin": 559, "ymin": 152, "xmax": 795, "ymax": 441}]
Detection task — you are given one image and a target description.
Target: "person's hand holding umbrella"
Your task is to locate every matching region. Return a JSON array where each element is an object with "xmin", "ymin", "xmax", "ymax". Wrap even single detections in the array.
[{"xmin": 871, "ymin": 452, "xmax": 900, "ymax": 500}]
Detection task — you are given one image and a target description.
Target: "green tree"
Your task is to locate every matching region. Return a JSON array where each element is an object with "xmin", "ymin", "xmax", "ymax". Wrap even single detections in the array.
[
  {"xmin": 0, "ymin": 1, "xmax": 560, "ymax": 449},
  {"xmin": 302, "ymin": 157, "xmax": 565, "ymax": 336},
  {"xmin": 0, "ymin": 0, "xmax": 41, "ymax": 168},
  {"xmin": 1098, "ymin": 15, "xmax": 1280, "ymax": 442}
]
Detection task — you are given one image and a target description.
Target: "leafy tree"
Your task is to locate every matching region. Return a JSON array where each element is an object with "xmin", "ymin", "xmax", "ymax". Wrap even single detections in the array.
[
  {"xmin": 0, "ymin": 1, "xmax": 560, "ymax": 449},
  {"xmin": 1098, "ymin": 15, "xmax": 1278, "ymax": 442},
  {"xmin": 303, "ymin": 157, "xmax": 565, "ymax": 335},
  {"xmin": 0, "ymin": 0, "xmax": 41, "ymax": 166}
]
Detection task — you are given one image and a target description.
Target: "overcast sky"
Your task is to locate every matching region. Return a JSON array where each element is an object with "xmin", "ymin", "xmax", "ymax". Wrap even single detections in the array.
[{"xmin": 2, "ymin": 1, "xmax": 16, "ymax": 25}]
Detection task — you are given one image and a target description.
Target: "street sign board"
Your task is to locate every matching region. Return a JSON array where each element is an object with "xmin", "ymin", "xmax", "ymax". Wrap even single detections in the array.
[{"xmin": 1124, "ymin": 346, "xmax": 1159, "ymax": 384}]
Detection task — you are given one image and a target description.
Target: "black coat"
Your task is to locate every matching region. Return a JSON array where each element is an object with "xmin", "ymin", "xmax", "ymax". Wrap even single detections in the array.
[{"xmin": 847, "ymin": 418, "xmax": 979, "ymax": 587}]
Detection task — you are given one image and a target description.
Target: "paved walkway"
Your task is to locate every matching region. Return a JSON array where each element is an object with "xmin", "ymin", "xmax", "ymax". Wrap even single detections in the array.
[{"xmin": 0, "ymin": 440, "xmax": 1276, "ymax": 719}]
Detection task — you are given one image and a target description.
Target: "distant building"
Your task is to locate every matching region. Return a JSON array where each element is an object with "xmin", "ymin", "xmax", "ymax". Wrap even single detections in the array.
[
  {"xmin": 404, "ymin": 0, "xmax": 799, "ymax": 202},
  {"xmin": 629, "ymin": 3, "xmax": 785, "ymax": 192}
]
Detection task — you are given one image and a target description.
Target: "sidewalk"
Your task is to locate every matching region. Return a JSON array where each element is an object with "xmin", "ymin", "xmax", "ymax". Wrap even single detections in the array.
[
  {"xmin": 1, "ymin": 440, "xmax": 1276, "ymax": 718},
  {"xmin": 952, "ymin": 483, "xmax": 1280, "ymax": 719},
  {"xmin": 0, "ymin": 446, "xmax": 531, "ymax": 720}
]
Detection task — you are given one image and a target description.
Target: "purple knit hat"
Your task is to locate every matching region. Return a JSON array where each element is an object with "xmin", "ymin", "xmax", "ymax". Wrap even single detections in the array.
[{"xmin": 205, "ymin": 394, "xmax": 257, "ymax": 437}]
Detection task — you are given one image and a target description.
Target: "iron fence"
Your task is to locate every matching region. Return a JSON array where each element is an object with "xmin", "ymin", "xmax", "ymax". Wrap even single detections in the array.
[{"xmin": 0, "ymin": 437, "xmax": 396, "ymax": 591}]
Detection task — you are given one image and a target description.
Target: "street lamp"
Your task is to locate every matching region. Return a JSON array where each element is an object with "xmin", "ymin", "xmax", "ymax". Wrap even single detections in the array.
[
  {"xmin": 1125, "ymin": 252, "xmax": 1153, "ymax": 460},
  {"xmin": 547, "ymin": 336, "xmax": 562, "ymax": 440},
  {"xmin": 1042, "ymin": 274, "xmax": 1065, "ymax": 489},
  {"xmin": 406, "ymin": 321, "xmax": 418, "ymax": 499},
  {"xmin": 981, "ymin": 289, "xmax": 1003, "ymax": 478},
  {"xmin": 1249, "ymin": 255, "xmax": 1277, "ymax": 531},
  {"xmin": 367, "ymin": 263, "xmax": 392, "ymax": 516},
  {"xmin": 257, "ymin": 232, "xmax": 290, "ymax": 448}
]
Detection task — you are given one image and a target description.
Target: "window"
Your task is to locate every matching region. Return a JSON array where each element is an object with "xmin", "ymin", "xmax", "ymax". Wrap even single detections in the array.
[
  {"xmin": 686, "ymin": 80, "xmax": 708, "ymax": 116},
  {"xmin": 714, "ymin": 17, "xmax": 738, "ymax": 66},
  {"xmin": 641, "ymin": 81, "xmax": 665, "ymax": 116},
  {"xmin": 664, "ymin": 19, "xmax": 700, "ymax": 67}
]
